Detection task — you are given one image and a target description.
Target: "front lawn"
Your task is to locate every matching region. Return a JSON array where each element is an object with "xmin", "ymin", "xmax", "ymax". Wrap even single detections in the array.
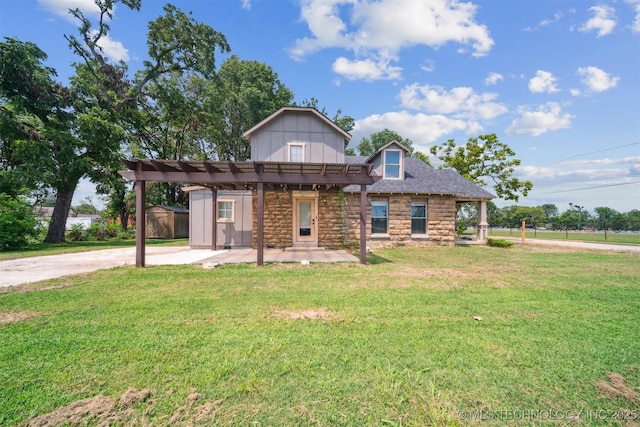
[{"xmin": 1, "ymin": 246, "xmax": 638, "ymax": 425}]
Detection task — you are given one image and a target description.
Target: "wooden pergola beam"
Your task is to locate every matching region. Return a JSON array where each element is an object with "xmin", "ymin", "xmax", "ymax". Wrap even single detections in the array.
[{"xmin": 120, "ymin": 159, "xmax": 380, "ymax": 268}]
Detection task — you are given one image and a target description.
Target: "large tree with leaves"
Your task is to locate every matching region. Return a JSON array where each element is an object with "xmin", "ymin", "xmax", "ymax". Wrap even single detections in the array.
[
  {"xmin": 201, "ymin": 55, "xmax": 294, "ymax": 161},
  {"xmin": 430, "ymin": 134, "xmax": 533, "ymax": 202},
  {"xmin": 35, "ymin": 0, "xmax": 231, "ymax": 242}
]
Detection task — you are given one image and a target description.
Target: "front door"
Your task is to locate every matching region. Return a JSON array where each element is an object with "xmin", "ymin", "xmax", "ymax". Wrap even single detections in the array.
[{"xmin": 293, "ymin": 197, "xmax": 317, "ymax": 246}]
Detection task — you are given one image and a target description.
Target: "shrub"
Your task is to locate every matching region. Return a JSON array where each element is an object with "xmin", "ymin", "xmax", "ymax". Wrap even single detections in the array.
[
  {"xmin": 487, "ymin": 238, "xmax": 514, "ymax": 248},
  {"xmin": 67, "ymin": 223, "xmax": 85, "ymax": 241},
  {"xmin": 0, "ymin": 193, "xmax": 43, "ymax": 250}
]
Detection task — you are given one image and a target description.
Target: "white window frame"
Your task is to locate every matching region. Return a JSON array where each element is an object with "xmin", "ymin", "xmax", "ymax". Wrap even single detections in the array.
[
  {"xmin": 371, "ymin": 201, "xmax": 389, "ymax": 235},
  {"xmin": 411, "ymin": 202, "xmax": 428, "ymax": 236},
  {"xmin": 384, "ymin": 149, "xmax": 403, "ymax": 180},
  {"xmin": 288, "ymin": 143, "xmax": 305, "ymax": 162},
  {"xmin": 217, "ymin": 200, "xmax": 235, "ymax": 223}
]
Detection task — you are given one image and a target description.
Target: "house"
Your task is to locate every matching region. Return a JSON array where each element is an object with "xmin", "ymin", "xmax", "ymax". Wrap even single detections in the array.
[
  {"xmin": 185, "ymin": 107, "xmax": 493, "ymax": 250},
  {"xmin": 119, "ymin": 107, "xmax": 492, "ymax": 266},
  {"xmin": 34, "ymin": 206, "xmax": 100, "ymax": 230}
]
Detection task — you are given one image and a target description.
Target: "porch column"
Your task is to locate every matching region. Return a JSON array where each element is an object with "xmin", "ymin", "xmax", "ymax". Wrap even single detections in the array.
[
  {"xmin": 257, "ymin": 182, "xmax": 264, "ymax": 267},
  {"xmin": 359, "ymin": 185, "xmax": 367, "ymax": 265},
  {"xmin": 135, "ymin": 180, "xmax": 146, "ymax": 267},
  {"xmin": 211, "ymin": 189, "xmax": 217, "ymax": 251},
  {"xmin": 477, "ymin": 200, "xmax": 488, "ymax": 242}
]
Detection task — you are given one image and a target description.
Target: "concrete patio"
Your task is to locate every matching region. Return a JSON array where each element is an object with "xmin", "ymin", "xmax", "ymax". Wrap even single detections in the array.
[{"xmin": 0, "ymin": 246, "xmax": 358, "ymax": 288}]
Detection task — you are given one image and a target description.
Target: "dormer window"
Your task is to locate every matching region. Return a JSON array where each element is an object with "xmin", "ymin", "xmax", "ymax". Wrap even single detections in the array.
[
  {"xmin": 288, "ymin": 143, "xmax": 304, "ymax": 162},
  {"xmin": 384, "ymin": 150, "xmax": 402, "ymax": 179}
]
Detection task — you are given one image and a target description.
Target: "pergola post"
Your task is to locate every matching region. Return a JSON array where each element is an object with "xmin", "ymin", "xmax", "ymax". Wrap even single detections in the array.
[
  {"xmin": 359, "ymin": 184, "xmax": 367, "ymax": 264},
  {"xmin": 135, "ymin": 180, "xmax": 146, "ymax": 267},
  {"xmin": 477, "ymin": 200, "xmax": 488, "ymax": 242},
  {"xmin": 211, "ymin": 189, "xmax": 217, "ymax": 251},
  {"xmin": 257, "ymin": 182, "xmax": 264, "ymax": 266}
]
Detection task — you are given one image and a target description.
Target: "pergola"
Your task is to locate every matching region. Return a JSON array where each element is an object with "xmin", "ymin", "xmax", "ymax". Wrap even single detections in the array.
[{"xmin": 119, "ymin": 159, "xmax": 380, "ymax": 267}]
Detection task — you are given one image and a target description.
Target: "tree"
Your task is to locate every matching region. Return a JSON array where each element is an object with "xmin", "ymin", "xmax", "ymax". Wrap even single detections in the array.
[
  {"xmin": 203, "ymin": 55, "xmax": 293, "ymax": 161},
  {"xmin": 623, "ymin": 210, "xmax": 640, "ymax": 231},
  {"xmin": 0, "ymin": 194, "xmax": 43, "ymax": 250},
  {"xmin": 430, "ymin": 134, "xmax": 533, "ymax": 202},
  {"xmin": 0, "ymin": 38, "xmax": 66, "ymax": 200},
  {"xmin": 538, "ymin": 203, "xmax": 558, "ymax": 225},
  {"xmin": 356, "ymin": 137, "xmax": 374, "ymax": 156},
  {"xmin": 355, "ymin": 129, "xmax": 432, "ymax": 165},
  {"xmin": 41, "ymin": 1, "xmax": 231, "ymax": 242},
  {"xmin": 594, "ymin": 207, "xmax": 624, "ymax": 239},
  {"xmin": 297, "ymin": 97, "xmax": 355, "ymax": 134}
]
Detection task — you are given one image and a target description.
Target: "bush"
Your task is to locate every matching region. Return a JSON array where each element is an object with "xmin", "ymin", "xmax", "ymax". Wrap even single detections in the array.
[
  {"xmin": 67, "ymin": 223, "xmax": 85, "ymax": 241},
  {"xmin": 0, "ymin": 193, "xmax": 43, "ymax": 250},
  {"xmin": 487, "ymin": 238, "xmax": 514, "ymax": 248}
]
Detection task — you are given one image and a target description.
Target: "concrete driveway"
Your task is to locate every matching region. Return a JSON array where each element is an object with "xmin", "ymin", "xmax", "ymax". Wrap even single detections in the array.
[{"xmin": 0, "ymin": 246, "xmax": 358, "ymax": 288}]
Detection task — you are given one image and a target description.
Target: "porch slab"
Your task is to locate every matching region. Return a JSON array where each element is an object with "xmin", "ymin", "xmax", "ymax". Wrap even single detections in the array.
[{"xmin": 200, "ymin": 248, "xmax": 358, "ymax": 264}]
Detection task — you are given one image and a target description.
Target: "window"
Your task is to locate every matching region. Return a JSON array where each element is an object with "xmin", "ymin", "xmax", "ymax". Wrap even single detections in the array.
[
  {"xmin": 289, "ymin": 144, "xmax": 304, "ymax": 162},
  {"xmin": 384, "ymin": 150, "xmax": 402, "ymax": 179},
  {"xmin": 411, "ymin": 203, "xmax": 427, "ymax": 234},
  {"xmin": 217, "ymin": 200, "xmax": 234, "ymax": 223},
  {"xmin": 371, "ymin": 201, "xmax": 388, "ymax": 234}
]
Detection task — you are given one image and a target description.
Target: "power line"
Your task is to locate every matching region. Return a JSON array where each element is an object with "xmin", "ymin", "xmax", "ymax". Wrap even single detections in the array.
[
  {"xmin": 546, "ymin": 142, "xmax": 640, "ymax": 166},
  {"xmin": 536, "ymin": 180, "xmax": 640, "ymax": 195}
]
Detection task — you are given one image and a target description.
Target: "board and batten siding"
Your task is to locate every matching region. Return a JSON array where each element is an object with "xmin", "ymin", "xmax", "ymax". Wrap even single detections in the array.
[
  {"xmin": 250, "ymin": 110, "xmax": 345, "ymax": 163},
  {"xmin": 189, "ymin": 190, "xmax": 252, "ymax": 249}
]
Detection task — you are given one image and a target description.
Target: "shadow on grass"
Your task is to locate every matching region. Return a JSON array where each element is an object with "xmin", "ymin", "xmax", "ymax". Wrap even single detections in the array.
[{"xmin": 366, "ymin": 252, "xmax": 393, "ymax": 265}]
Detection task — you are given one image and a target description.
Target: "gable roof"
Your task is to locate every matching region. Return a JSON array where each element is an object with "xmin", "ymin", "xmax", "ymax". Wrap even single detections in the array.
[
  {"xmin": 242, "ymin": 107, "xmax": 352, "ymax": 145},
  {"xmin": 366, "ymin": 140, "xmax": 410, "ymax": 163},
  {"xmin": 344, "ymin": 156, "xmax": 494, "ymax": 200}
]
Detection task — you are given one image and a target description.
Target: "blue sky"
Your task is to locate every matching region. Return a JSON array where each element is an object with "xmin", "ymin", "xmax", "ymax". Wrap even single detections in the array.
[{"xmin": 1, "ymin": 0, "xmax": 639, "ymax": 212}]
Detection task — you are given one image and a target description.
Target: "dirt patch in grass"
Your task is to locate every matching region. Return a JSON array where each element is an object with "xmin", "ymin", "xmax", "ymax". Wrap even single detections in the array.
[
  {"xmin": 596, "ymin": 372, "xmax": 639, "ymax": 403},
  {"xmin": 0, "ymin": 282, "xmax": 78, "ymax": 295},
  {"xmin": 0, "ymin": 311, "xmax": 41, "ymax": 325},
  {"xmin": 273, "ymin": 308, "xmax": 335, "ymax": 320},
  {"xmin": 26, "ymin": 388, "xmax": 151, "ymax": 427}
]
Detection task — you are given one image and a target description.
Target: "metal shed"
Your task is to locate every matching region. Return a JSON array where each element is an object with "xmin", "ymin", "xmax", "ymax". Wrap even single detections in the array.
[{"xmin": 145, "ymin": 206, "xmax": 189, "ymax": 239}]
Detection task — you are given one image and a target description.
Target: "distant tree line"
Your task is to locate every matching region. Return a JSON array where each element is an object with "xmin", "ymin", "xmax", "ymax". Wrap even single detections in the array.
[{"xmin": 457, "ymin": 202, "xmax": 640, "ymax": 232}]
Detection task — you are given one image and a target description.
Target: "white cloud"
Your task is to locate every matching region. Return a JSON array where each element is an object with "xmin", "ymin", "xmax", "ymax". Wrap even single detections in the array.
[
  {"xmin": 485, "ymin": 72, "xmax": 504, "ymax": 86},
  {"xmin": 579, "ymin": 4, "xmax": 617, "ymax": 37},
  {"xmin": 290, "ymin": 0, "xmax": 494, "ymax": 80},
  {"xmin": 570, "ymin": 88, "xmax": 582, "ymax": 96},
  {"xmin": 241, "ymin": 0, "xmax": 251, "ymax": 11},
  {"xmin": 38, "ymin": 0, "xmax": 128, "ymax": 62},
  {"xmin": 540, "ymin": 11, "xmax": 564, "ymax": 27},
  {"xmin": 528, "ymin": 70, "xmax": 560, "ymax": 93},
  {"xmin": 332, "ymin": 56, "xmax": 402, "ymax": 81},
  {"xmin": 626, "ymin": 0, "xmax": 640, "ymax": 32},
  {"xmin": 90, "ymin": 30, "xmax": 129, "ymax": 62},
  {"xmin": 38, "ymin": 0, "xmax": 101, "ymax": 21},
  {"xmin": 505, "ymin": 102, "xmax": 574, "ymax": 136},
  {"xmin": 421, "ymin": 59, "xmax": 435, "ymax": 72},
  {"xmin": 577, "ymin": 66, "xmax": 620, "ymax": 92},
  {"xmin": 354, "ymin": 111, "xmax": 471, "ymax": 145},
  {"xmin": 399, "ymin": 83, "xmax": 507, "ymax": 120}
]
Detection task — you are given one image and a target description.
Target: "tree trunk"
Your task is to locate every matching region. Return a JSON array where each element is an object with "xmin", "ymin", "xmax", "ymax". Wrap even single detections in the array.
[{"xmin": 44, "ymin": 184, "xmax": 78, "ymax": 243}]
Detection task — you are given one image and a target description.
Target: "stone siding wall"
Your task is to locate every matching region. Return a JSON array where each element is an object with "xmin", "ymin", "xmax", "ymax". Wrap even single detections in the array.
[
  {"xmin": 342, "ymin": 193, "xmax": 456, "ymax": 248},
  {"xmin": 252, "ymin": 189, "xmax": 343, "ymax": 249},
  {"xmin": 252, "ymin": 190, "xmax": 293, "ymax": 249},
  {"xmin": 317, "ymin": 191, "xmax": 343, "ymax": 248}
]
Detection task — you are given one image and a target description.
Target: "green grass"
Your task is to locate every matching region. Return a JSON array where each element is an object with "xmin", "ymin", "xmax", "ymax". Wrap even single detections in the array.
[
  {"xmin": 1, "ymin": 246, "xmax": 639, "ymax": 425},
  {"xmin": 0, "ymin": 238, "xmax": 189, "ymax": 261},
  {"xmin": 489, "ymin": 229, "xmax": 640, "ymax": 245}
]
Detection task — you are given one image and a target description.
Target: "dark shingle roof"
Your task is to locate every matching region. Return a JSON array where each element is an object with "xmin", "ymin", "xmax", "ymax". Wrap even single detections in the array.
[{"xmin": 344, "ymin": 156, "xmax": 494, "ymax": 200}]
